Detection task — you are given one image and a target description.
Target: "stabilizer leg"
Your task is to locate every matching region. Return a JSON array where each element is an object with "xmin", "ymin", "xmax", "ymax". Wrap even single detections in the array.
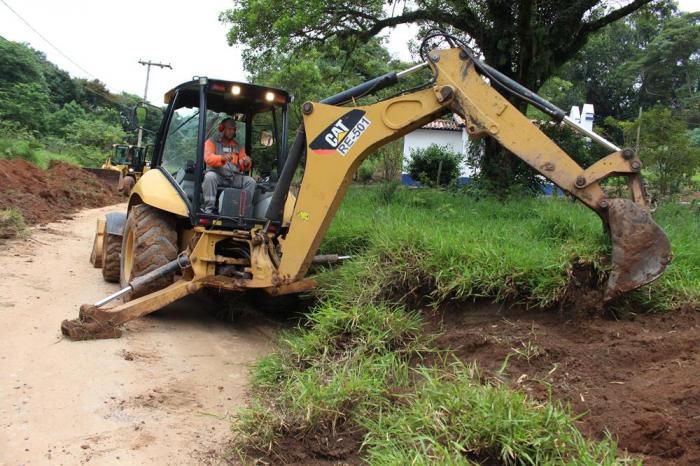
[{"xmin": 61, "ymin": 280, "xmax": 201, "ymax": 341}]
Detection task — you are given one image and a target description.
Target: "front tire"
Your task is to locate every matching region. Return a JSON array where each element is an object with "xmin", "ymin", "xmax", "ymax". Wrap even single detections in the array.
[{"xmin": 120, "ymin": 204, "xmax": 178, "ymax": 300}]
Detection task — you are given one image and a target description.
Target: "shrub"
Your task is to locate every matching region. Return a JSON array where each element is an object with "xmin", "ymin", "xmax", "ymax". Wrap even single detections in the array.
[
  {"xmin": 0, "ymin": 136, "xmax": 40, "ymax": 163},
  {"xmin": 406, "ymin": 144, "xmax": 462, "ymax": 187},
  {"xmin": 375, "ymin": 180, "xmax": 401, "ymax": 204},
  {"xmin": 0, "ymin": 208, "xmax": 27, "ymax": 239},
  {"xmin": 357, "ymin": 161, "xmax": 375, "ymax": 183}
]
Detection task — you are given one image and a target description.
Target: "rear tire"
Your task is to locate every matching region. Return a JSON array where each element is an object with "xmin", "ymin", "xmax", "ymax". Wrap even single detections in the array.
[
  {"xmin": 101, "ymin": 233, "xmax": 121, "ymax": 282},
  {"xmin": 120, "ymin": 205, "xmax": 178, "ymax": 301}
]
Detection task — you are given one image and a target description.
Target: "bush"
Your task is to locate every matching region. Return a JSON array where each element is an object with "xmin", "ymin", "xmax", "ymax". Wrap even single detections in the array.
[
  {"xmin": 357, "ymin": 161, "xmax": 375, "ymax": 183},
  {"xmin": 406, "ymin": 144, "xmax": 462, "ymax": 187},
  {"xmin": 375, "ymin": 180, "xmax": 401, "ymax": 204},
  {"xmin": 0, "ymin": 208, "xmax": 27, "ymax": 239}
]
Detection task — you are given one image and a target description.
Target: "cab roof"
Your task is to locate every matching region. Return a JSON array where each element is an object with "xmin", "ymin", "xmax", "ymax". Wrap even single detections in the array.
[{"xmin": 164, "ymin": 78, "xmax": 291, "ymax": 114}]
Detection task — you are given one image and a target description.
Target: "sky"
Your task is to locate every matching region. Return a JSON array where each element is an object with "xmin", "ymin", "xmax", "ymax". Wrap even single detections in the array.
[{"xmin": 1, "ymin": 0, "xmax": 698, "ymax": 106}]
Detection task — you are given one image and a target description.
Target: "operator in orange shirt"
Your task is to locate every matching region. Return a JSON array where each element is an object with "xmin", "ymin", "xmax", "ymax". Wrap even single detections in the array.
[{"xmin": 202, "ymin": 117, "xmax": 256, "ymax": 214}]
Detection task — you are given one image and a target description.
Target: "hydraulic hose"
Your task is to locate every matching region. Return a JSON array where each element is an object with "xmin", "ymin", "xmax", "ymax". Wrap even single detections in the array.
[{"xmin": 264, "ymin": 71, "xmax": 401, "ymax": 223}]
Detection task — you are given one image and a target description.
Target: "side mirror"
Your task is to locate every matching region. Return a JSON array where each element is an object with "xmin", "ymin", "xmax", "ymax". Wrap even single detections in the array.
[
  {"xmin": 134, "ymin": 104, "xmax": 148, "ymax": 128},
  {"xmin": 260, "ymin": 130, "xmax": 274, "ymax": 147}
]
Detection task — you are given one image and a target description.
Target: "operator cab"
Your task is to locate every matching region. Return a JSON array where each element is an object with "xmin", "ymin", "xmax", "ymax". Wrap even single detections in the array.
[
  {"xmin": 151, "ymin": 78, "xmax": 291, "ymax": 230},
  {"xmin": 111, "ymin": 144, "xmax": 130, "ymax": 165},
  {"xmin": 128, "ymin": 146, "xmax": 147, "ymax": 173}
]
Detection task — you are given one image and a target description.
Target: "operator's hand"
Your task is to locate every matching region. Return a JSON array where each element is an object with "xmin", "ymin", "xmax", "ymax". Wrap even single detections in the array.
[
  {"xmin": 238, "ymin": 155, "xmax": 252, "ymax": 172},
  {"xmin": 221, "ymin": 153, "xmax": 234, "ymax": 164}
]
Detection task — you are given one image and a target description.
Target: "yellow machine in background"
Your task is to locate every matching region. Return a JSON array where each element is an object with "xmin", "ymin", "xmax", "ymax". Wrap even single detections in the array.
[
  {"xmin": 62, "ymin": 37, "xmax": 672, "ymax": 340},
  {"xmin": 86, "ymin": 144, "xmax": 150, "ymax": 195}
]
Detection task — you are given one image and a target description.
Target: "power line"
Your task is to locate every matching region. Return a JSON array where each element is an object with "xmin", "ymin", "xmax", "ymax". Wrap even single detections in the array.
[
  {"xmin": 0, "ymin": 0, "xmax": 95, "ymax": 78},
  {"xmin": 0, "ymin": 0, "xmax": 162, "ymax": 117},
  {"xmin": 0, "ymin": 0, "xmax": 130, "ymax": 107}
]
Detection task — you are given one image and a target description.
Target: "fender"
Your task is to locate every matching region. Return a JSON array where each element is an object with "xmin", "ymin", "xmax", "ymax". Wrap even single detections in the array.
[
  {"xmin": 104, "ymin": 212, "xmax": 127, "ymax": 236},
  {"xmin": 128, "ymin": 169, "xmax": 189, "ymax": 218}
]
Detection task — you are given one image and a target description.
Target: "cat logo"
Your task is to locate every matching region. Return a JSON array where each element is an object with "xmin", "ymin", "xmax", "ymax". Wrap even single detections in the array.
[{"xmin": 309, "ymin": 109, "xmax": 371, "ymax": 156}]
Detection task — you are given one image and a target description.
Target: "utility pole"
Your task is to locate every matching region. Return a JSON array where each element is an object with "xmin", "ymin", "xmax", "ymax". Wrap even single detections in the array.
[{"xmin": 137, "ymin": 59, "xmax": 172, "ymax": 147}]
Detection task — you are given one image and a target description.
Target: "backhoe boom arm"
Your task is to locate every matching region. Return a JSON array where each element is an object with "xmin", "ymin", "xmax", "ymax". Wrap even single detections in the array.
[{"xmin": 278, "ymin": 48, "xmax": 671, "ymax": 300}]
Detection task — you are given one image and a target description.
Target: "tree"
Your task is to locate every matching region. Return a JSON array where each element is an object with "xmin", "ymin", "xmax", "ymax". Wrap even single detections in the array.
[
  {"xmin": 46, "ymin": 101, "xmax": 88, "ymax": 137},
  {"xmin": 630, "ymin": 12, "xmax": 700, "ymax": 126},
  {"xmin": 0, "ymin": 36, "xmax": 45, "ymax": 87},
  {"xmin": 244, "ymin": 38, "xmax": 416, "ymax": 174},
  {"xmin": 611, "ymin": 107, "xmax": 700, "ymax": 196},
  {"xmin": 222, "ymin": 0, "xmax": 659, "ymax": 191},
  {"xmin": 0, "ymin": 82, "xmax": 51, "ymax": 132},
  {"xmin": 554, "ymin": 5, "xmax": 699, "ymax": 131},
  {"xmin": 247, "ymin": 38, "xmax": 405, "ymax": 126},
  {"xmin": 37, "ymin": 57, "xmax": 81, "ymax": 109},
  {"xmin": 63, "ymin": 118, "xmax": 125, "ymax": 150}
]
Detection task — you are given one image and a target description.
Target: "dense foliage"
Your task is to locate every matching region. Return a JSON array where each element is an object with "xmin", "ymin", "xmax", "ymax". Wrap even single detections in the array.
[
  {"xmin": 0, "ymin": 36, "xmax": 162, "ymax": 167},
  {"xmin": 608, "ymin": 107, "xmax": 700, "ymax": 196},
  {"xmin": 221, "ymin": 0, "xmax": 664, "ymax": 191}
]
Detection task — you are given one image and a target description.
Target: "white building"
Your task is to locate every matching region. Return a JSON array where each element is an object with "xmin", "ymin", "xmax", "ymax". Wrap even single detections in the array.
[
  {"xmin": 401, "ymin": 104, "xmax": 595, "ymax": 185},
  {"xmin": 402, "ymin": 118, "xmax": 473, "ymax": 184}
]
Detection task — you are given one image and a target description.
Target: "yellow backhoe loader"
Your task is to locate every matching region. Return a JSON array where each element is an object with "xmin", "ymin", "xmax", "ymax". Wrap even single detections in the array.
[
  {"xmin": 84, "ymin": 144, "xmax": 150, "ymax": 195},
  {"xmin": 61, "ymin": 38, "xmax": 672, "ymax": 340}
]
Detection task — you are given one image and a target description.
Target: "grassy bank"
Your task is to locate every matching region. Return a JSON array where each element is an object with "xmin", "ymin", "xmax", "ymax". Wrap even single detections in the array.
[
  {"xmin": 319, "ymin": 186, "xmax": 698, "ymax": 310},
  {"xmin": 229, "ymin": 185, "xmax": 700, "ymax": 464},
  {"xmin": 0, "ymin": 134, "xmax": 104, "ymax": 169},
  {"xmin": 234, "ymin": 302, "xmax": 626, "ymax": 464}
]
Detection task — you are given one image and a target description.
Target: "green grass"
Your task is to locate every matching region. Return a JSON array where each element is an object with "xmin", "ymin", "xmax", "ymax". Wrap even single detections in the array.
[
  {"xmin": 0, "ymin": 208, "xmax": 27, "ymax": 239},
  {"xmin": 317, "ymin": 186, "xmax": 699, "ymax": 311},
  {"xmin": 361, "ymin": 364, "xmax": 627, "ymax": 465},
  {"xmin": 231, "ymin": 185, "xmax": 696, "ymax": 464},
  {"xmin": 318, "ymin": 187, "xmax": 607, "ymax": 309},
  {"xmin": 233, "ymin": 301, "xmax": 632, "ymax": 464},
  {"xmin": 628, "ymin": 202, "xmax": 700, "ymax": 310},
  {"xmin": 0, "ymin": 135, "xmax": 103, "ymax": 168}
]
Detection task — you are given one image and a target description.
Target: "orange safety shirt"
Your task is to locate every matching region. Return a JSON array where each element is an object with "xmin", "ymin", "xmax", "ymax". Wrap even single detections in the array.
[{"xmin": 204, "ymin": 137, "xmax": 247, "ymax": 169}]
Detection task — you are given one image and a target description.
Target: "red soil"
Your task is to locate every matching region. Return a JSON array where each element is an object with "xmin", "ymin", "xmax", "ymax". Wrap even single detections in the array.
[
  {"xmin": 429, "ymin": 302, "xmax": 700, "ymax": 465},
  {"xmin": 0, "ymin": 159, "xmax": 121, "ymax": 225}
]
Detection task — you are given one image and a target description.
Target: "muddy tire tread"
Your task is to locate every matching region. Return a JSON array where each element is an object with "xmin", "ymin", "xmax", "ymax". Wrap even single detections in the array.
[
  {"xmin": 101, "ymin": 233, "xmax": 121, "ymax": 282},
  {"xmin": 121, "ymin": 205, "xmax": 177, "ymax": 300}
]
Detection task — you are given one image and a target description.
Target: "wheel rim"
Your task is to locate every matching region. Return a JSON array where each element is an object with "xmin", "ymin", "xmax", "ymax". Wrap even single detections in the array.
[{"xmin": 123, "ymin": 228, "xmax": 135, "ymax": 281}]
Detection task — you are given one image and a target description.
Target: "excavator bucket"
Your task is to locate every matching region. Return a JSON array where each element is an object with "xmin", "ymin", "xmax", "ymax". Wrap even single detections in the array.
[{"xmin": 605, "ymin": 199, "xmax": 672, "ymax": 301}]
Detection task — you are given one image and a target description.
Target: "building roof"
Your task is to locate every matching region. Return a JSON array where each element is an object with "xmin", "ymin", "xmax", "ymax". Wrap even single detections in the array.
[{"xmin": 421, "ymin": 118, "xmax": 463, "ymax": 131}]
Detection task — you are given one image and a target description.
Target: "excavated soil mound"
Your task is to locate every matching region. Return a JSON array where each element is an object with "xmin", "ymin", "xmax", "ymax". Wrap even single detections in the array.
[
  {"xmin": 0, "ymin": 159, "xmax": 121, "ymax": 225},
  {"xmin": 428, "ymin": 302, "xmax": 700, "ymax": 465}
]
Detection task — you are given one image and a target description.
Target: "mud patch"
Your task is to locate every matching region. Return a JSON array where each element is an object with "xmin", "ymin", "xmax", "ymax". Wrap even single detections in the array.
[
  {"xmin": 0, "ymin": 159, "xmax": 120, "ymax": 226},
  {"xmin": 240, "ymin": 422, "xmax": 365, "ymax": 466},
  {"xmin": 558, "ymin": 260, "xmax": 606, "ymax": 315},
  {"xmin": 427, "ymin": 302, "xmax": 700, "ymax": 465}
]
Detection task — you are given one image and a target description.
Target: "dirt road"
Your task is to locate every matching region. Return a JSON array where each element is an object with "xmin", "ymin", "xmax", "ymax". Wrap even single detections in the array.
[{"xmin": 0, "ymin": 205, "xmax": 274, "ymax": 465}]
